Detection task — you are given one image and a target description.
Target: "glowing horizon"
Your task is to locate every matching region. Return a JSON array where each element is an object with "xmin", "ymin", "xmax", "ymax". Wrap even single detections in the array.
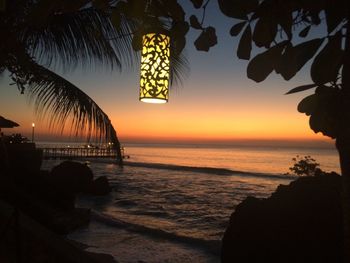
[
  {"xmin": 0, "ymin": 3, "xmax": 332, "ymax": 147},
  {"xmin": 0, "ymin": 76, "xmax": 330, "ymax": 145}
]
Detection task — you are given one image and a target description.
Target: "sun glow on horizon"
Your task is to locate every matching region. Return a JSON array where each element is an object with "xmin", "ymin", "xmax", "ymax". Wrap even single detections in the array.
[{"xmin": 2, "ymin": 85, "xmax": 328, "ymax": 144}]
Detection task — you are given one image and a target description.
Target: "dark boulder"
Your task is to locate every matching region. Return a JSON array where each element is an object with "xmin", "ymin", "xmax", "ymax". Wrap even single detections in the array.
[
  {"xmin": 221, "ymin": 172, "xmax": 343, "ymax": 263},
  {"xmin": 84, "ymin": 176, "xmax": 111, "ymax": 196},
  {"xmin": 48, "ymin": 161, "xmax": 94, "ymax": 210},
  {"xmin": 50, "ymin": 161, "xmax": 93, "ymax": 193}
]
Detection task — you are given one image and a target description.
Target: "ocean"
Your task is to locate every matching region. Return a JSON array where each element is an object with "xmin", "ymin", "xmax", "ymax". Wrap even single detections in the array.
[{"xmin": 39, "ymin": 142, "xmax": 340, "ymax": 262}]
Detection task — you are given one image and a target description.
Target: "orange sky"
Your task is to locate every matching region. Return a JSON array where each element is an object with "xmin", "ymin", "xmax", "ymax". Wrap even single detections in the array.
[
  {"xmin": 0, "ymin": 3, "xmax": 333, "ymax": 145},
  {"xmin": 0, "ymin": 72, "xmax": 329, "ymax": 145}
]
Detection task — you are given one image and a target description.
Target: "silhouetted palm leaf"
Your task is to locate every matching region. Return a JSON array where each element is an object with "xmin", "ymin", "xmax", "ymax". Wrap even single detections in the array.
[
  {"xmin": 20, "ymin": 7, "xmax": 136, "ymax": 71},
  {"xmin": 170, "ymin": 50, "xmax": 189, "ymax": 87},
  {"xmin": 22, "ymin": 62, "xmax": 117, "ymax": 142},
  {"xmin": 2, "ymin": 0, "xmax": 189, "ymax": 146}
]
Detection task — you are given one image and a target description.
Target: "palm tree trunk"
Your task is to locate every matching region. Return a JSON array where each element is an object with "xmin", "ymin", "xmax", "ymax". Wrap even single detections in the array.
[
  {"xmin": 109, "ymin": 125, "xmax": 123, "ymax": 166},
  {"xmin": 336, "ymin": 136, "xmax": 350, "ymax": 262},
  {"xmin": 337, "ymin": 9, "xmax": 350, "ymax": 263}
]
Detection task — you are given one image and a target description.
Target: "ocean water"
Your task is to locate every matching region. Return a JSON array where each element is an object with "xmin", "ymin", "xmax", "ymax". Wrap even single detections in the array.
[
  {"xmin": 124, "ymin": 143, "xmax": 340, "ymax": 174},
  {"xmin": 40, "ymin": 142, "xmax": 340, "ymax": 260}
]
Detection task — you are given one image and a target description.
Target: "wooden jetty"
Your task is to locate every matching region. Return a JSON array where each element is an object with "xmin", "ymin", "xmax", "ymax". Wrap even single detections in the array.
[{"xmin": 39, "ymin": 147, "xmax": 129, "ymax": 160}]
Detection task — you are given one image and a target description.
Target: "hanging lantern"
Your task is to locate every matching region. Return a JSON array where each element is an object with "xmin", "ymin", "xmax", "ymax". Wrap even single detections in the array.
[{"xmin": 139, "ymin": 32, "xmax": 170, "ymax": 104}]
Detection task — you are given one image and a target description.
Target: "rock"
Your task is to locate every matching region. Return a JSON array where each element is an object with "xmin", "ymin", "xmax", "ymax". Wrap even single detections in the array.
[
  {"xmin": 84, "ymin": 176, "xmax": 111, "ymax": 196},
  {"xmin": 221, "ymin": 173, "xmax": 343, "ymax": 263},
  {"xmin": 50, "ymin": 161, "xmax": 93, "ymax": 193},
  {"xmin": 0, "ymin": 200, "xmax": 109, "ymax": 262},
  {"xmin": 48, "ymin": 161, "xmax": 94, "ymax": 210}
]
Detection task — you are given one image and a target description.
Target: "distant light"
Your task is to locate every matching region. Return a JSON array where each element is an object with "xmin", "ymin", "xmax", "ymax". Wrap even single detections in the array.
[
  {"xmin": 140, "ymin": 33, "xmax": 170, "ymax": 104},
  {"xmin": 31, "ymin": 123, "xmax": 35, "ymax": 142}
]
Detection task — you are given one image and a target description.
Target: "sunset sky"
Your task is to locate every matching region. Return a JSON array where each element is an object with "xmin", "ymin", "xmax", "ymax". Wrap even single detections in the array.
[{"xmin": 0, "ymin": 1, "xmax": 332, "ymax": 145}]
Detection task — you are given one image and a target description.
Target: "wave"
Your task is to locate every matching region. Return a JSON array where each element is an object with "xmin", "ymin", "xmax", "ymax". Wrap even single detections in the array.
[
  {"xmin": 91, "ymin": 210, "xmax": 221, "ymax": 255},
  {"xmin": 83, "ymin": 158, "xmax": 296, "ymax": 180},
  {"xmin": 123, "ymin": 161, "xmax": 296, "ymax": 180}
]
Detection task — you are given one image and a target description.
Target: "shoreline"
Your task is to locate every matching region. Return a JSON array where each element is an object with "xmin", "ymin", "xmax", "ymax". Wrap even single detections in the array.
[{"xmin": 68, "ymin": 215, "xmax": 221, "ymax": 263}]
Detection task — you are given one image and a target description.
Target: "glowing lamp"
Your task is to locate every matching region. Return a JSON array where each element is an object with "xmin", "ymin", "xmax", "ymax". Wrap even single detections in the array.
[
  {"xmin": 31, "ymin": 122, "xmax": 35, "ymax": 142},
  {"xmin": 140, "ymin": 32, "xmax": 170, "ymax": 104}
]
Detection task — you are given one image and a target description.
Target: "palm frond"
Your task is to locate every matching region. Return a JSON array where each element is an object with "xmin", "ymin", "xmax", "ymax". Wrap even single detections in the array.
[
  {"xmin": 3, "ymin": 0, "xmax": 188, "ymax": 155},
  {"xmin": 21, "ymin": 7, "xmax": 137, "ymax": 72},
  {"xmin": 7, "ymin": 53, "xmax": 118, "ymax": 145},
  {"xmin": 170, "ymin": 49, "xmax": 189, "ymax": 87},
  {"xmin": 15, "ymin": 1, "xmax": 188, "ymax": 86},
  {"xmin": 29, "ymin": 66, "xmax": 116, "ymax": 142}
]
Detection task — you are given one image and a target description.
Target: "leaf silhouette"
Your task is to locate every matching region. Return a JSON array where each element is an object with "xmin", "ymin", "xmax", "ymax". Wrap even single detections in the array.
[
  {"xmin": 285, "ymin": 84, "xmax": 318, "ymax": 95},
  {"xmin": 277, "ymin": 11, "xmax": 292, "ymax": 40},
  {"xmin": 247, "ymin": 41, "xmax": 287, "ymax": 82},
  {"xmin": 237, "ymin": 25, "xmax": 252, "ymax": 60},
  {"xmin": 171, "ymin": 21, "xmax": 190, "ymax": 38},
  {"xmin": 276, "ymin": 38, "xmax": 324, "ymax": 80},
  {"xmin": 190, "ymin": 15, "xmax": 202, "ymax": 29},
  {"xmin": 167, "ymin": 0, "xmax": 185, "ymax": 21},
  {"xmin": 253, "ymin": 17, "xmax": 277, "ymax": 47},
  {"xmin": 325, "ymin": 2, "xmax": 347, "ymax": 34},
  {"xmin": 230, "ymin": 21, "xmax": 247, "ymax": 36},
  {"xmin": 190, "ymin": 0, "xmax": 203, "ymax": 9},
  {"xmin": 311, "ymin": 33, "xmax": 344, "ymax": 85},
  {"xmin": 194, "ymin": 27, "xmax": 217, "ymax": 51},
  {"xmin": 308, "ymin": 88, "xmax": 341, "ymax": 138},
  {"xmin": 218, "ymin": 0, "xmax": 258, "ymax": 20},
  {"xmin": 298, "ymin": 94, "xmax": 318, "ymax": 116}
]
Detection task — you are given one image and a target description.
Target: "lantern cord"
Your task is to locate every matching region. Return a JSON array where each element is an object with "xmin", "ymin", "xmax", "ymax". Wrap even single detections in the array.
[
  {"xmin": 145, "ymin": 0, "xmax": 153, "ymax": 15},
  {"xmin": 201, "ymin": 0, "xmax": 211, "ymax": 25}
]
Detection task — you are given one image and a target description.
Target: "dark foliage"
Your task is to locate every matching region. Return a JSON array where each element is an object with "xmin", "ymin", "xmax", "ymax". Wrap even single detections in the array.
[
  {"xmin": 222, "ymin": 173, "xmax": 343, "ymax": 263},
  {"xmin": 1, "ymin": 0, "xmax": 189, "ymax": 142}
]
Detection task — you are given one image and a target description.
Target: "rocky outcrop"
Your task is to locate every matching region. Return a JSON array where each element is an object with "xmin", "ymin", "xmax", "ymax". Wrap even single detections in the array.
[
  {"xmin": 0, "ymin": 199, "xmax": 116, "ymax": 263},
  {"xmin": 48, "ymin": 161, "xmax": 94, "ymax": 210},
  {"xmin": 221, "ymin": 173, "xmax": 343, "ymax": 263},
  {"xmin": 1, "ymin": 161, "xmax": 111, "ymax": 235},
  {"xmin": 50, "ymin": 161, "xmax": 94, "ymax": 193},
  {"xmin": 84, "ymin": 176, "xmax": 111, "ymax": 196}
]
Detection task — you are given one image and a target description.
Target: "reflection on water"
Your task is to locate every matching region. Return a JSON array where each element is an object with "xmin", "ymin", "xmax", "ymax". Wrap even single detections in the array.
[
  {"xmin": 42, "ymin": 143, "xmax": 340, "ymax": 243},
  {"xmin": 125, "ymin": 144, "xmax": 339, "ymax": 174},
  {"xmin": 77, "ymin": 163, "xmax": 291, "ymax": 241}
]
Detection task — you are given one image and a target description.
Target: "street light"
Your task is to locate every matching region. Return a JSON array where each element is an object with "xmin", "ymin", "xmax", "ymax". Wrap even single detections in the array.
[{"xmin": 31, "ymin": 123, "xmax": 35, "ymax": 142}]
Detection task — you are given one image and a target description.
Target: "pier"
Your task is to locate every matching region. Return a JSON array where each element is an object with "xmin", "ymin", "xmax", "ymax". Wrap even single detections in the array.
[{"xmin": 39, "ymin": 147, "xmax": 129, "ymax": 160}]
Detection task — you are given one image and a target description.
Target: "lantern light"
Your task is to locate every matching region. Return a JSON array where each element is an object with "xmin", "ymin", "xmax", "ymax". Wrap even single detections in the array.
[{"xmin": 139, "ymin": 32, "xmax": 170, "ymax": 104}]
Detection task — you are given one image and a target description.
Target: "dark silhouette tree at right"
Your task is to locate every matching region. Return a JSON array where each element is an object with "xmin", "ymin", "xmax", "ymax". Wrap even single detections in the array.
[{"xmin": 187, "ymin": 0, "xmax": 350, "ymax": 261}]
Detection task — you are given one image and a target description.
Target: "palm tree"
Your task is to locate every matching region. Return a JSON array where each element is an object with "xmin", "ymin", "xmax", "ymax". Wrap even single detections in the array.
[{"xmin": 0, "ymin": 0, "xmax": 189, "ymax": 162}]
